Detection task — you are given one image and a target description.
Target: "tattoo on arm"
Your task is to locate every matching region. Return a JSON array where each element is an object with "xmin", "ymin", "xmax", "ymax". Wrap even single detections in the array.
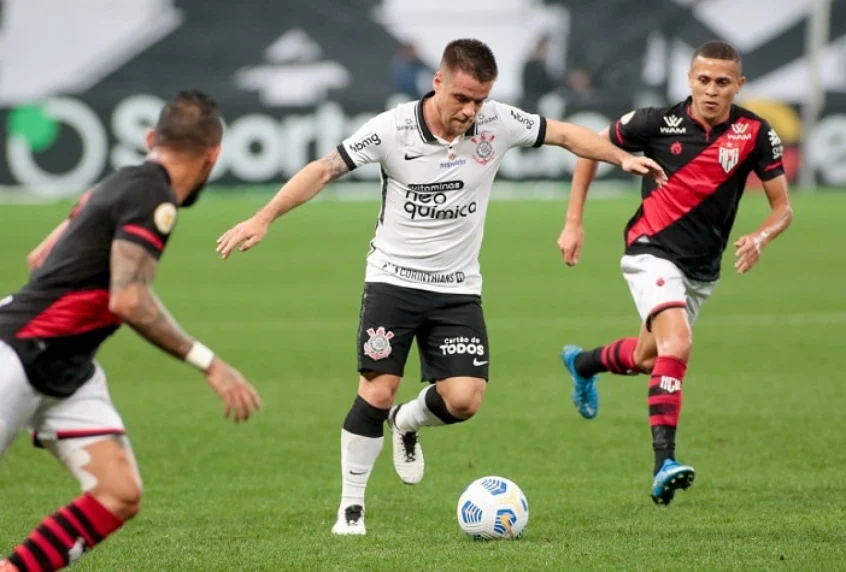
[
  {"xmin": 110, "ymin": 239, "xmax": 193, "ymax": 360},
  {"xmin": 319, "ymin": 149, "xmax": 351, "ymax": 182}
]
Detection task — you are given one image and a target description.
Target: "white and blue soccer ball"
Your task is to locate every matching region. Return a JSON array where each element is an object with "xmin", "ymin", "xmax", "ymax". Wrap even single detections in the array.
[{"xmin": 456, "ymin": 476, "xmax": 529, "ymax": 540}]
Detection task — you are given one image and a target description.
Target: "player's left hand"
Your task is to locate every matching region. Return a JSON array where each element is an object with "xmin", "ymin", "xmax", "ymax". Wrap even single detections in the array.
[
  {"xmin": 621, "ymin": 156, "xmax": 668, "ymax": 186},
  {"xmin": 557, "ymin": 224, "xmax": 583, "ymax": 266},
  {"xmin": 216, "ymin": 215, "xmax": 270, "ymax": 259},
  {"xmin": 733, "ymin": 234, "xmax": 763, "ymax": 274}
]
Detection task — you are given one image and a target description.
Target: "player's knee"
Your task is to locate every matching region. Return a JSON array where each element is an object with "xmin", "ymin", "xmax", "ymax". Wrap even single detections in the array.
[
  {"xmin": 61, "ymin": 438, "xmax": 143, "ymax": 521},
  {"xmin": 91, "ymin": 475, "xmax": 143, "ymax": 521},
  {"xmin": 636, "ymin": 356, "xmax": 656, "ymax": 373},
  {"xmin": 658, "ymin": 332, "xmax": 692, "ymax": 361},
  {"xmin": 440, "ymin": 381, "xmax": 486, "ymax": 420},
  {"xmin": 633, "ymin": 344, "xmax": 656, "ymax": 373},
  {"xmin": 358, "ymin": 373, "xmax": 400, "ymax": 409},
  {"xmin": 446, "ymin": 395, "xmax": 482, "ymax": 419}
]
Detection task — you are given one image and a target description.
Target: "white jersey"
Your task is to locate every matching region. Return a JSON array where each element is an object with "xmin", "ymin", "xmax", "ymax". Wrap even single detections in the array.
[{"xmin": 338, "ymin": 92, "xmax": 547, "ymax": 295}]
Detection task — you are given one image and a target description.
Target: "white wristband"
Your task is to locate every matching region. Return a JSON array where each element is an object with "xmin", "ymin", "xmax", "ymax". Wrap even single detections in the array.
[{"xmin": 186, "ymin": 341, "xmax": 215, "ymax": 371}]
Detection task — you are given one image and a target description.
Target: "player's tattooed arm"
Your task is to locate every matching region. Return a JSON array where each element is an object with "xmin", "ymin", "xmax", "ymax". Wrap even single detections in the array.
[
  {"xmin": 109, "ymin": 239, "xmax": 194, "ymax": 360},
  {"xmin": 217, "ymin": 148, "xmax": 353, "ymax": 258},
  {"xmin": 319, "ymin": 148, "xmax": 351, "ymax": 182},
  {"xmin": 252, "ymin": 148, "xmax": 350, "ymax": 224}
]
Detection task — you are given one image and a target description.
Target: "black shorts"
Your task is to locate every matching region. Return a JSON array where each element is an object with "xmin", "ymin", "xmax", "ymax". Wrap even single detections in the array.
[{"xmin": 357, "ymin": 282, "xmax": 489, "ymax": 382}]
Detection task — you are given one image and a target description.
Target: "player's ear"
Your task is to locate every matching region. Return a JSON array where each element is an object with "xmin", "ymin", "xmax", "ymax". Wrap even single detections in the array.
[
  {"xmin": 433, "ymin": 69, "xmax": 444, "ymax": 92},
  {"xmin": 736, "ymin": 75, "xmax": 746, "ymax": 94},
  {"xmin": 208, "ymin": 145, "xmax": 222, "ymax": 166},
  {"xmin": 145, "ymin": 129, "xmax": 155, "ymax": 152}
]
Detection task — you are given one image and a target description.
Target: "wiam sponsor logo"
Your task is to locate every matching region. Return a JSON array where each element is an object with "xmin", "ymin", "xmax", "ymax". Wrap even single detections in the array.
[
  {"xmin": 728, "ymin": 122, "xmax": 752, "ymax": 141},
  {"xmin": 407, "ymin": 180, "xmax": 465, "ymax": 193},
  {"xmin": 660, "ymin": 115, "xmax": 685, "ymax": 135},
  {"xmin": 349, "ymin": 132, "xmax": 381, "ymax": 152}
]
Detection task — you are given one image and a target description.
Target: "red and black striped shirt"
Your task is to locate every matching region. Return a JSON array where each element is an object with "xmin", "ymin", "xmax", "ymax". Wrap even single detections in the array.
[
  {"xmin": 610, "ymin": 98, "xmax": 785, "ymax": 281},
  {"xmin": 0, "ymin": 161, "xmax": 177, "ymax": 397}
]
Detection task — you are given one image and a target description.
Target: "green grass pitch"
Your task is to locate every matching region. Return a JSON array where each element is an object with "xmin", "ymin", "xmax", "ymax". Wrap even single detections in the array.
[{"xmin": 1, "ymin": 188, "xmax": 844, "ymax": 570}]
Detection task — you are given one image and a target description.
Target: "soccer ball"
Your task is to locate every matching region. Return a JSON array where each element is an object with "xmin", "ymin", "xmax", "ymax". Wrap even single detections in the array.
[{"xmin": 456, "ymin": 476, "xmax": 529, "ymax": 540}]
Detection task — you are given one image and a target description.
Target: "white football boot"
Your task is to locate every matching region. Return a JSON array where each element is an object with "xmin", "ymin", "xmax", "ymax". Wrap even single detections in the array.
[
  {"xmin": 387, "ymin": 405, "xmax": 424, "ymax": 485},
  {"xmin": 331, "ymin": 504, "xmax": 366, "ymax": 535}
]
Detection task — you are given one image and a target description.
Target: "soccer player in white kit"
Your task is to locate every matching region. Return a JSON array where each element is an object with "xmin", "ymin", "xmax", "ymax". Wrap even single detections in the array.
[{"xmin": 217, "ymin": 39, "xmax": 666, "ymax": 535}]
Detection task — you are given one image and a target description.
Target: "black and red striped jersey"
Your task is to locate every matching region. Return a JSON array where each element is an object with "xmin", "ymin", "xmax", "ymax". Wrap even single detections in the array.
[
  {"xmin": 0, "ymin": 161, "xmax": 178, "ymax": 397},
  {"xmin": 610, "ymin": 97, "xmax": 785, "ymax": 281}
]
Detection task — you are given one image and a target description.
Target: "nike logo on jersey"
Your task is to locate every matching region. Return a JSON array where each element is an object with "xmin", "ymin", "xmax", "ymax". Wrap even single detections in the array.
[
  {"xmin": 404, "ymin": 153, "xmax": 423, "ymax": 160},
  {"xmin": 473, "ymin": 359, "xmax": 489, "ymax": 366}
]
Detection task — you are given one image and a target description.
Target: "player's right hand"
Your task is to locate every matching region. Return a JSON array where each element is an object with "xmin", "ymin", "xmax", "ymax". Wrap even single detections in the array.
[
  {"xmin": 216, "ymin": 216, "xmax": 269, "ymax": 259},
  {"xmin": 558, "ymin": 224, "xmax": 583, "ymax": 266},
  {"xmin": 204, "ymin": 357, "xmax": 263, "ymax": 423},
  {"xmin": 621, "ymin": 156, "xmax": 667, "ymax": 186}
]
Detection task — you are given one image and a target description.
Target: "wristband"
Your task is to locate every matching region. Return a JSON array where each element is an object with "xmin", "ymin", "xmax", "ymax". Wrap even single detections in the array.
[{"xmin": 186, "ymin": 341, "xmax": 215, "ymax": 371}]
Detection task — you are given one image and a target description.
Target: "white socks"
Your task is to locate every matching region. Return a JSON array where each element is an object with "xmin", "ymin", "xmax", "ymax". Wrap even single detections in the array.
[
  {"xmin": 393, "ymin": 385, "xmax": 446, "ymax": 433},
  {"xmin": 339, "ymin": 429, "xmax": 384, "ymax": 510}
]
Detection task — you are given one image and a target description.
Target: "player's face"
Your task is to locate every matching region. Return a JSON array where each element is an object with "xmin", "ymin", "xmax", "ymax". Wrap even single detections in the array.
[
  {"xmin": 688, "ymin": 57, "xmax": 745, "ymax": 123},
  {"xmin": 183, "ymin": 145, "xmax": 221, "ymax": 207},
  {"xmin": 433, "ymin": 69, "xmax": 493, "ymax": 136}
]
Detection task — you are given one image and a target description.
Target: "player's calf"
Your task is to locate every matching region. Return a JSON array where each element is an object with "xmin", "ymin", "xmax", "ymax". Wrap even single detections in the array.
[
  {"xmin": 648, "ymin": 356, "xmax": 688, "ymax": 473},
  {"xmin": 5, "ymin": 437, "xmax": 137, "ymax": 571},
  {"xmin": 6, "ymin": 493, "xmax": 126, "ymax": 571},
  {"xmin": 393, "ymin": 380, "xmax": 484, "ymax": 434},
  {"xmin": 390, "ymin": 380, "xmax": 484, "ymax": 485},
  {"xmin": 573, "ymin": 337, "xmax": 641, "ymax": 378},
  {"xmin": 334, "ymin": 385, "xmax": 394, "ymax": 535},
  {"xmin": 562, "ymin": 338, "xmax": 640, "ymax": 420},
  {"xmin": 649, "ymin": 308, "xmax": 692, "ymax": 478}
]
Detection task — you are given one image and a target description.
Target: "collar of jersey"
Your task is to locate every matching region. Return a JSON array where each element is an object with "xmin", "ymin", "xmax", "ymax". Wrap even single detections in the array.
[
  {"xmin": 683, "ymin": 96, "xmax": 739, "ymax": 132},
  {"xmin": 145, "ymin": 160, "xmax": 172, "ymax": 185},
  {"xmin": 416, "ymin": 91, "xmax": 478, "ymax": 144}
]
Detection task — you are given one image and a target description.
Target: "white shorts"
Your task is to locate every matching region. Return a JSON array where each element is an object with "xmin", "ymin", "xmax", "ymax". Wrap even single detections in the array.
[
  {"xmin": 621, "ymin": 254, "xmax": 717, "ymax": 328},
  {"xmin": 0, "ymin": 340, "xmax": 126, "ymax": 458}
]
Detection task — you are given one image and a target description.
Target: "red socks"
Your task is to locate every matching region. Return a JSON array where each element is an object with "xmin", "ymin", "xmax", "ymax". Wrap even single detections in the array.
[{"xmin": 8, "ymin": 494, "xmax": 124, "ymax": 571}]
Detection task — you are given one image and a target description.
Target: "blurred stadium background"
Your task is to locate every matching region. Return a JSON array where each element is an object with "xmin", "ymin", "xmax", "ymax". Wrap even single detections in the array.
[
  {"xmin": 1, "ymin": 0, "xmax": 844, "ymax": 196},
  {"xmin": 1, "ymin": 1, "xmax": 844, "ymax": 570}
]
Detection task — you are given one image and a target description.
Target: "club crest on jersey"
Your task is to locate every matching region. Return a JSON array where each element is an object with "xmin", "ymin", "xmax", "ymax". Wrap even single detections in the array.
[
  {"xmin": 363, "ymin": 326, "xmax": 394, "ymax": 360},
  {"xmin": 718, "ymin": 145, "xmax": 740, "ymax": 173},
  {"xmin": 471, "ymin": 133, "xmax": 495, "ymax": 165},
  {"xmin": 154, "ymin": 203, "xmax": 177, "ymax": 234}
]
